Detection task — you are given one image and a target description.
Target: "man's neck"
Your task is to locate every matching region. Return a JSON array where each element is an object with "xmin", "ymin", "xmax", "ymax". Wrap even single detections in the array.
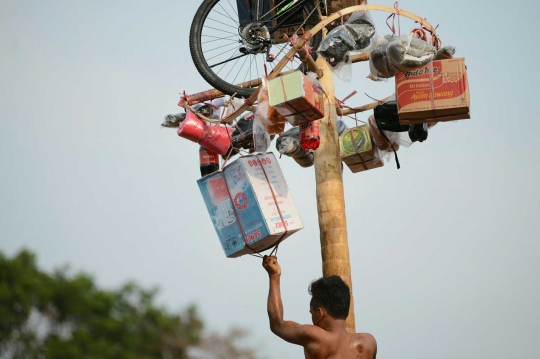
[{"xmin": 318, "ymin": 319, "xmax": 348, "ymax": 333}]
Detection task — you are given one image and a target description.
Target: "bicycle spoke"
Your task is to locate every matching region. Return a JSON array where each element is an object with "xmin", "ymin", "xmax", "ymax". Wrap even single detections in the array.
[
  {"xmin": 216, "ymin": 49, "xmax": 241, "ymax": 75},
  {"xmin": 207, "ymin": 46, "xmax": 242, "ymax": 62},
  {"xmin": 204, "ymin": 42, "xmax": 239, "ymax": 53},
  {"xmin": 224, "ymin": 53, "xmax": 245, "ymax": 78},
  {"xmin": 212, "ymin": 52, "xmax": 248, "ymax": 69},
  {"xmin": 218, "ymin": 3, "xmax": 240, "ymax": 25},
  {"xmin": 213, "ymin": 8, "xmax": 239, "ymax": 25},
  {"xmin": 232, "ymin": 53, "xmax": 251, "ymax": 84},
  {"xmin": 204, "ymin": 25, "xmax": 238, "ymax": 36},
  {"xmin": 226, "ymin": 0, "xmax": 239, "ymax": 18},
  {"xmin": 201, "ymin": 37, "xmax": 239, "ymax": 44},
  {"xmin": 207, "ymin": 17, "xmax": 239, "ymax": 29},
  {"xmin": 202, "ymin": 34, "xmax": 238, "ymax": 40}
]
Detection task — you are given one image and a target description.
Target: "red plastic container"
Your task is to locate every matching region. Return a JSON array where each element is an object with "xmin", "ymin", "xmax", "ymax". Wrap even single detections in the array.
[
  {"xmin": 177, "ymin": 112, "xmax": 207, "ymax": 142},
  {"xmin": 200, "ymin": 124, "xmax": 232, "ymax": 155},
  {"xmin": 300, "ymin": 120, "xmax": 320, "ymax": 150}
]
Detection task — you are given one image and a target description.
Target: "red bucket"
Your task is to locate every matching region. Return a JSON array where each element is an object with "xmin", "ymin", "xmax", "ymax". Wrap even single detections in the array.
[
  {"xmin": 200, "ymin": 125, "xmax": 232, "ymax": 155},
  {"xmin": 177, "ymin": 112, "xmax": 207, "ymax": 142}
]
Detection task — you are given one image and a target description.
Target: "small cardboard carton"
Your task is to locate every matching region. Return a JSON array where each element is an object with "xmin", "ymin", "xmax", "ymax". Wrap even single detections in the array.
[
  {"xmin": 197, "ymin": 153, "xmax": 303, "ymax": 258},
  {"xmin": 268, "ymin": 70, "xmax": 325, "ymax": 126},
  {"xmin": 396, "ymin": 58, "xmax": 470, "ymax": 124},
  {"xmin": 339, "ymin": 125, "xmax": 384, "ymax": 173}
]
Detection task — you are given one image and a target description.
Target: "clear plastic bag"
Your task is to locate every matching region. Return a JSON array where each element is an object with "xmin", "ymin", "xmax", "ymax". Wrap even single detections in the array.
[
  {"xmin": 345, "ymin": 10, "xmax": 377, "ymax": 53},
  {"xmin": 256, "ymin": 78, "xmax": 286, "ymax": 135},
  {"xmin": 275, "ymin": 127, "xmax": 314, "ymax": 168},
  {"xmin": 253, "ymin": 114, "xmax": 271, "ymax": 152},
  {"xmin": 317, "ymin": 25, "xmax": 356, "ymax": 71},
  {"xmin": 368, "ymin": 115, "xmax": 400, "ymax": 152},
  {"xmin": 369, "ymin": 35, "xmax": 436, "ymax": 80}
]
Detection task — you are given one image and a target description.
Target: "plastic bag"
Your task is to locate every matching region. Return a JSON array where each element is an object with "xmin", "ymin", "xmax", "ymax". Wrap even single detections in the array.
[
  {"xmin": 345, "ymin": 10, "xmax": 377, "ymax": 52},
  {"xmin": 434, "ymin": 45, "xmax": 456, "ymax": 60},
  {"xmin": 317, "ymin": 25, "xmax": 355, "ymax": 81},
  {"xmin": 368, "ymin": 115, "xmax": 400, "ymax": 152},
  {"xmin": 222, "ymin": 112, "xmax": 255, "ymax": 159},
  {"xmin": 275, "ymin": 127, "xmax": 314, "ymax": 168},
  {"xmin": 253, "ymin": 114, "xmax": 271, "ymax": 152},
  {"xmin": 373, "ymin": 95, "xmax": 409, "ymax": 132},
  {"xmin": 161, "ymin": 112, "xmax": 186, "ymax": 128},
  {"xmin": 369, "ymin": 35, "xmax": 436, "ymax": 80},
  {"xmin": 256, "ymin": 78, "xmax": 286, "ymax": 135}
]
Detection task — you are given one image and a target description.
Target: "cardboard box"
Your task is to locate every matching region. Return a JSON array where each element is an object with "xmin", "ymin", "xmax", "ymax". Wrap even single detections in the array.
[
  {"xmin": 268, "ymin": 71, "xmax": 325, "ymax": 126},
  {"xmin": 197, "ymin": 153, "xmax": 303, "ymax": 258},
  {"xmin": 396, "ymin": 58, "xmax": 470, "ymax": 124},
  {"xmin": 339, "ymin": 125, "xmax": 384, "ymax": 173},
  {"xmin": 399, "ymin": 112, "xmax": 471, "ymax": 125}
]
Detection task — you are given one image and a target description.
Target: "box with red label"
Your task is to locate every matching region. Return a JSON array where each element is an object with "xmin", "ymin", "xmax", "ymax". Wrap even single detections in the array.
[
  {"xmin": 268, "ymin": 70, "xmax": 325, "ymax": 126},
  {"xmin": 396, "ymin": 58, "xmax": 470, "ymax": 125},
  {"xmin": 197, "ymin": 153, "xmax": 303, "ymax": 258}
]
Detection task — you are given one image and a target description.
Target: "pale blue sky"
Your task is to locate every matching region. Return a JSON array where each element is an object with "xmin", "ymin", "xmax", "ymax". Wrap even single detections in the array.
[{"xmin": 1, "ymin": 0, "xmax": 539, "ymax": 358}]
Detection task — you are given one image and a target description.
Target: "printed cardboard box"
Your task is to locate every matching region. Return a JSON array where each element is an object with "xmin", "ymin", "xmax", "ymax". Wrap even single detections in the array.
[
  {"xmin": 339, "ymin": 125, "xmax": 384, "ymax": 173},
  {"xmin": 396, "ymin": 58, "xmax": 470, "ymax": 123},
  {"xmin": 268, "ymin": 71, "xmax": 325, "ymax": 126},
  {"xmin": 197, "ymin": 153, "xmax": 303, "ymax": 258}
]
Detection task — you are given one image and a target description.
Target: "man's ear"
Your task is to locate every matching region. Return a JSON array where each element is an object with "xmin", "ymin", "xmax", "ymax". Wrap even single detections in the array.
[{"xmin": 317, "ymin": 307, "xmax": 324, "ymax": 319}]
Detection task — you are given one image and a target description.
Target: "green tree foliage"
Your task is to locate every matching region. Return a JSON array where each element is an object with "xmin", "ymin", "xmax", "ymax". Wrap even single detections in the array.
[{"xmin": 0, "ymin": 250, "xmax": 260, "ymax": 359}]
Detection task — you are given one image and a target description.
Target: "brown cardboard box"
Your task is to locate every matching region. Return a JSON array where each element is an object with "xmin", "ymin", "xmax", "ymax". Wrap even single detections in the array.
[
  {"xmin": 396, "ymin": 58, "xmax": 470, "ymax": 124},
  {"xmin": 399, "ymin": 112, "xmax": 471, "ymax": 125},
  {"xmin": 268, "ymin": 71, "xmax": 325, "ymax": 126}
]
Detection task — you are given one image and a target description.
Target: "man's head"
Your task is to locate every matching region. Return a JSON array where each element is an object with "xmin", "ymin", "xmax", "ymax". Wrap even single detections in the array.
[{"xmin": 308, "ymin": 275, "xmax": 350, "ymax": 326}]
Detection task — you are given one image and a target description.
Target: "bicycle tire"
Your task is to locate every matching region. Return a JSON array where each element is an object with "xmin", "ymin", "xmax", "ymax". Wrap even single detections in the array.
[{"xmin": 189, "ymin": 0, "xmax": 322, "ymax": 97}]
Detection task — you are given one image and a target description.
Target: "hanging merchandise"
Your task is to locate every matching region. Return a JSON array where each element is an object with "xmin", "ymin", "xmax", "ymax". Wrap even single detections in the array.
[
  {"xmin": 177, "ymin": 111, "xmax": 207, "ymax": 143},
  {"xmin": 199, "ymin": 124, "xmax": 233, "ymax": 155},
  {"xmin": 256, "ymin": 78, "xmax": 287, "ymax": 135},
  {"xmin": 275, "ymin": 127, "xmax": 314, "ymax": 168},
  {"xmin": 435, "ymin": 46, "xmax": 456, "ymax": 60},
  {"xmin": 223, "ymin": 113, "xmax": 255, "ymax": 159},
  {"xmin": 199, "ymin": 146, "xmax": 220, "ymax": 177},
  {"xmin": 317, "ymin": 10, "xmax": 376, "ymax": 81},
  {"xmin": 268, "ymin": 70, "xmax": 325, "ymax": 126},
  {"xmin": 396, "ymin": 58, "xmax": 470, "ymax": 124},
  {"xmin": 369, "ymin": 34, "xmax": 436, "ymax": 80},
  {"xmin": 253, "ymin": 115, "xmax": 271, "ymax": 152},
  {"xmin": 162, "ymin": 112, "xmax": 186, "ymax": 128},
  {"xmin": 368, "ymin": 115, "xmax": 400, "ymax": 152},
  {"xmin": 373, "ymin": 96, "xmax": 409, "ymax": 132},
  {"xmin": 339, "ymin": 125, "xmax": 384, "ymax": 173},
  {"xmin": 345, "ymin": 10, "xmax": 377, "ymax": 52},
  {"xmin": 197, "ymin": 153, "xmax": 304, "ymax": 258},
  {"xmin": 408, "ymin": 123, "xmax": 429, "ymax": 142},
  {"xmin": 300, "ymin": 120, "xmax": 320, "ymax": 150},
  {"xmin": 177, "ymin": 112, "xmax": 232, "ymax": 155}
]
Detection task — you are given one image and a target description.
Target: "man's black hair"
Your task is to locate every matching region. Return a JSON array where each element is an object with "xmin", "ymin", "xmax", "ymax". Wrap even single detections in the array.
[{"xmin": 308, "ymin": 275, "xmax": 350, "ymax": 320}]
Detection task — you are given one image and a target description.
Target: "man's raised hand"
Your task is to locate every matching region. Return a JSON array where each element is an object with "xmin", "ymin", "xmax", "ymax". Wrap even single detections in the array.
[{"xmin": 262, "ymin": 255, "xmax": 281, "ymax": 277}]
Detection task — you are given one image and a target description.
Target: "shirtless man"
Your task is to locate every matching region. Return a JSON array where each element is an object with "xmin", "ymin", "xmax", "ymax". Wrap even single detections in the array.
[{"xmin": 263, "ymin": 255, "xmax": 377, "ymax": 359}]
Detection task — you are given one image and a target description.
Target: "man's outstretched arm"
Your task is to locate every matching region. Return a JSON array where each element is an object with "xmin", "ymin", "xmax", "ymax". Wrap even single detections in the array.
[{"xmin": 263, "ymin": 256, "xmax": 322, "ymax": 346}]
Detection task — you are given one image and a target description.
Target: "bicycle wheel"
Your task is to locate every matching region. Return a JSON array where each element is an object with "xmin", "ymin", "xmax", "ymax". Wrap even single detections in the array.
[{"xmin": 189, "ymin": 0, "xmax": 322, "ymax": 97}]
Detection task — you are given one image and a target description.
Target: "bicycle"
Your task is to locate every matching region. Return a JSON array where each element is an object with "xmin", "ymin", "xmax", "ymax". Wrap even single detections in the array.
[{"xmin": 189, "ymin": 0, "xmax": 325, "ymax": 97}]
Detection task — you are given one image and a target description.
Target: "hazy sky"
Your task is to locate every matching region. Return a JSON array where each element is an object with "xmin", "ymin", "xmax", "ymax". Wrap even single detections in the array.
[{"xmin": 1, "ymin": 0, "xmax": 539, "ymax": 358}]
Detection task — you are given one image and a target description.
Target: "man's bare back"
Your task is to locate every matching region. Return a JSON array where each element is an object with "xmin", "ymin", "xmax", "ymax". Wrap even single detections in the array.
[
  {"xmin": 303, "ymin": 330, "xmax": 376, "ymax": 359},
  {"xmin": 262, "ymin": 256, "xmax": 377, "ymax": 359}
]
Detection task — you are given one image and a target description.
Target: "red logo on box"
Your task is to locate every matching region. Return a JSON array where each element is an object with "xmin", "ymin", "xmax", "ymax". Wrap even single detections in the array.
[{"xmin": 234, "ymin": 193, "xmax": 248, "ymax": 210}]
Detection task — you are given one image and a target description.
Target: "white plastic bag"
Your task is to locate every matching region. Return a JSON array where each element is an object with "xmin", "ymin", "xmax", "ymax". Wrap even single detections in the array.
[{"xmin": 253, "ymin": 114, "xmax": 271, "ymax": 152}]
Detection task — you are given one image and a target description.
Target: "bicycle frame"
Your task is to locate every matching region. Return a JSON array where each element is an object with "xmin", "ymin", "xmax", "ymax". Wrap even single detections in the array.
[{"xmin": 236, "ymin": 0, "xmax": 316, "ymax": 42}]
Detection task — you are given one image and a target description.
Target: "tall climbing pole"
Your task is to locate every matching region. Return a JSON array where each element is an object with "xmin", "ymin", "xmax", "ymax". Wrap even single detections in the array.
[
  {"xmin": 313, "ymin": 31, "xmax": 355, "ymax": 332},
  {"xmin": 183, "ymin": 1, "xmax": 442, "ymax": 335}
]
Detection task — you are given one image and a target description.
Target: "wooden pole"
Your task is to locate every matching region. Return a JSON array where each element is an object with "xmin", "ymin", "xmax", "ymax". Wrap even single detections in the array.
[{"xmin": 314, "ymin": 36, "xmax": 355, "ymax": 333}]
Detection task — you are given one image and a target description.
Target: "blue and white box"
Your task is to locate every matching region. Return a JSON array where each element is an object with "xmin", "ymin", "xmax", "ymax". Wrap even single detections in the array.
[{"xmin": 197, "ymin": 152, "xmax": 303, "ymax": 258}]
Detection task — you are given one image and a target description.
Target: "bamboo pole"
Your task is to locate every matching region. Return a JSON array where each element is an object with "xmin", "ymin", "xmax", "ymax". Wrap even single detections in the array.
[{"xmin": 313, "ymin": 37, "xmax": 355, "ymax": 333}]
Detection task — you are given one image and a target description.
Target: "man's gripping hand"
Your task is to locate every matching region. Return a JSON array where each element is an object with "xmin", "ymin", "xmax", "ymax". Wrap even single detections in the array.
[{"xmin": 262, "ymin": 255, "xmax": 281, "ymax": 277}]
